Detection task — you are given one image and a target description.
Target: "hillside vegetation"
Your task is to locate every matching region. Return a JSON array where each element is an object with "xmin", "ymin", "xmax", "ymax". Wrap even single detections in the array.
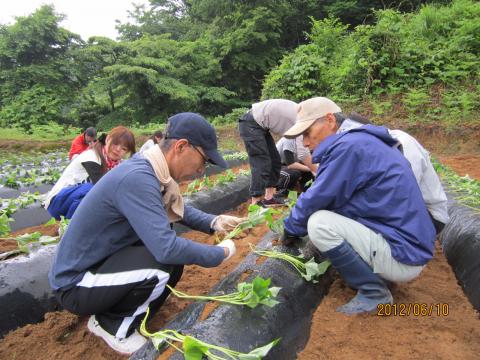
[{"xmin": 0, "ymin": 0, "xmax": 477, "ymax": 133}]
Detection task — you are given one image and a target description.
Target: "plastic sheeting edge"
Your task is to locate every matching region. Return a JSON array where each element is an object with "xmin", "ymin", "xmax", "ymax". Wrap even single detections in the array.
[{"xmin": 439, "ymin": 193, "xmax": 480, "ymax": 311}]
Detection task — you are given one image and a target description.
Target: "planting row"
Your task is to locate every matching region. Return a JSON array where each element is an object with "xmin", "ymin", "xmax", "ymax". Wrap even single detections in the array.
[
  {"xmin": 434, "ymin": 160, "xmax": 480, "ymax": 209},
  {"xmin": 0, "ymin": 150, "xmax": 68, "ymax": 169},
  {"xmin": 0, "ymin": 151, "xmax": 248, "ymax": 195},
  {"xmin": 0, "ymin": 166, "xmax": 250, "ymax": 254},
  {"xmin": 0, "ymin": 167, "xmax": 63, "ymax": 190}
]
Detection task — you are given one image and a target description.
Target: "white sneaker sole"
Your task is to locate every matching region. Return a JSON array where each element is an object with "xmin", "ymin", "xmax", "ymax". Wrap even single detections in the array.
[{"xmin": 87, "ymin": 316, "xmax": 146, "ymax": 355}]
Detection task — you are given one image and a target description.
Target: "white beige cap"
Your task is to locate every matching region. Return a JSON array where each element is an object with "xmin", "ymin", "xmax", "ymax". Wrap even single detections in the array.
[{"xmin": 284, "ymin": 97, "xmax": 342, "ymax": 138}]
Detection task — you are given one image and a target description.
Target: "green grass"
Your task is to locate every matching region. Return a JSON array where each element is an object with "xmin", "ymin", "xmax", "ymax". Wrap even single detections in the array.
[
  {"xmin": 0, "ymin": 122, "xmax": 81, "ymax": 141},
  {"xmin": 434, "ymin": 160, "xmax": 480, "ymax": 211}
]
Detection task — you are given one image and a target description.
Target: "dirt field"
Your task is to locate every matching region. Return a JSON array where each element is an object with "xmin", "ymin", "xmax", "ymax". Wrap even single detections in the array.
[
  {"xmin": 298, "ymin": 244, "xmax": 480, "ymax": 360},
  {"xmin": 438, "ymin": 154, "xmax": 480, "ymax": 180},
  {"xmin": 0, "ymin": 125, "xmax": 478, "ymax": 359}
]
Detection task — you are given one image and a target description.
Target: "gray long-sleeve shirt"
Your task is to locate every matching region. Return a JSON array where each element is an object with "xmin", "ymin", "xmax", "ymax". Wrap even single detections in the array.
[
  {"xmin": 49, "ymin": 155, "xmax": 224, "ymax": 291},
  {"xmin": 251, "ymin": 99, "xmax": 297, "ymax": 136}
]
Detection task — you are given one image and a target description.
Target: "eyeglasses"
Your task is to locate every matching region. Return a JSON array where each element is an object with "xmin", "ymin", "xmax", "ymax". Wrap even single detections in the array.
[{"xmin": 191, "ymin": 145, "xmax": 209, "ymax": 165}]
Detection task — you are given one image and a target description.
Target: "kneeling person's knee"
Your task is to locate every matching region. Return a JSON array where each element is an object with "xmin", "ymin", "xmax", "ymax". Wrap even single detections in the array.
[{"xmin": 307, "ymin": 211, "xmax": 343, "ymax": 252}]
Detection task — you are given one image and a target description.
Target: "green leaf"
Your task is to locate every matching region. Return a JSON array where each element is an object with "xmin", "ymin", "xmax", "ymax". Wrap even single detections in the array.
[
  {"xmin": 39, "ymin": 235, "xmax": 59, "ymax": 245},
  {"xmin": 269, "ymin": 218, "xmax": 284, "ymax": 234},
  {"xmin": 0, "ymin": 213, "xmax": 14, "ymax": 236},
  {"xmin": 45, "ymin": 217, "xmax": 56, "ymax": 225},
  {"xmin": 16, "ymin": 231, "xmax": 42, "ymax": 253},
  {"xmin": 259, "ymin": 297, "xmax": 280, "ymax": 308},
  {"xmin": 252, "ymin": 276, "xmax": 271, "ymax": 299},
  {"xmin": 268, "ymin": 286, "xmax": 282, "ymax": 298},
  {"xmin": 317, "ymin": 259, "xmax": 332, "ymax": 275},
  {"xmin": 303, "ymin": 259, "xmax": 331, "ymax": 282},
  {"xmin": 238, "ymin": 338, "xmax": 281, "ymax": 359},
  {"xmin": 183, "ymin": 336, "xmax": 209, "ymax": 360}
]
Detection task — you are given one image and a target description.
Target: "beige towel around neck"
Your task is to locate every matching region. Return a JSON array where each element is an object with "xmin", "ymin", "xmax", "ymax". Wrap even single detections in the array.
[{"xmin": 143, "ymin": 145, "xmax": 184, "ymax": 222}]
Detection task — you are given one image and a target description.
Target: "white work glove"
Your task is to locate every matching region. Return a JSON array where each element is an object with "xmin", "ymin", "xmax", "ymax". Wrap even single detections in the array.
[
  {"xmin": 217, "ymin": 239, "xmax": 236, "ymax": 261},
  {"xmin": 211, "ymin": 215, "xmax": 247, "ymax": 233}
]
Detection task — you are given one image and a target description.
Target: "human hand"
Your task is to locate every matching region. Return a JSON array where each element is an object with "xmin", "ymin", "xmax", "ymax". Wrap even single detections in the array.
[
  {"xmin": 280, "ymin": 229, "xmax": 302, "ymax": 246},
  {"xmin": 212, "ymin": 215, "xmax": 247, "ymax": 233},
  {"xmin": 216, "ymin": 239, "xmax": 236, "ymax": 260}
]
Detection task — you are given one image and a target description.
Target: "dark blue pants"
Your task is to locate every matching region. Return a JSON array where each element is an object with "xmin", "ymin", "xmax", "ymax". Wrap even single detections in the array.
[{"xmin": 47, "ymin": 182, "xmax": 94, "ymax": 220}]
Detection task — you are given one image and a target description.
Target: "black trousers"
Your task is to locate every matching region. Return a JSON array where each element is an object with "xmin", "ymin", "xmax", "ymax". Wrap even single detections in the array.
[
  {"xmin": 55, "ymin": 245, "xmax": 183, "ymax": 338},
  {"xmin": 276, "ymin": 167, "xmax": 314, "ymax": 196},
  {"xmin": 238, "ymin": 111, "xmax": 282, "ymax": 197}
]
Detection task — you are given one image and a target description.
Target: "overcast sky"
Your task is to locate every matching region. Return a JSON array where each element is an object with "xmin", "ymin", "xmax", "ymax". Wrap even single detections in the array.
[{"xmin": 0, "ymin": 0, "xmax": 151, "ymax": 40}]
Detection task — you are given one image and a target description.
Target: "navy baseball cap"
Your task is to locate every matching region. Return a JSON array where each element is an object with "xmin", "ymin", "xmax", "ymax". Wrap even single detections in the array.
[{"xmin": 165, "ymin": 112, "xmax": 228, "ymax": 168}]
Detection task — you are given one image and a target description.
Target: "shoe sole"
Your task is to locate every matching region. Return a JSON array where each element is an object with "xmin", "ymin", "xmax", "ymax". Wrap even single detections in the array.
[{"xmin": 87, "ymin": 317, "xmax": 135, "ymax": 355}]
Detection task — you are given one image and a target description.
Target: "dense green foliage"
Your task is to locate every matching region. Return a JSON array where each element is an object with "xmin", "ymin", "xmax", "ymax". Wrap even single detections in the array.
[
  {"xmin": 1, "ymin": 0, "xmax": 476, "ymax": 133},
  {"xmin": 262, "ymin": 0, "xmax": 480, "ymax": 124},
  {"xmin": 0, "ymin": 6, "xmax": 83, "ymax": 131}
]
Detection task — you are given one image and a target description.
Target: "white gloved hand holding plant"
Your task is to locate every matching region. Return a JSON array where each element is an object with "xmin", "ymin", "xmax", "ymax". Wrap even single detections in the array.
[
  {"xmin": 211, "ymin": 215, "xmax": 247, "ymax": 233},
  {"xmin": 216, "ymin": 239, "xmax": 236, "ymax": 261}
]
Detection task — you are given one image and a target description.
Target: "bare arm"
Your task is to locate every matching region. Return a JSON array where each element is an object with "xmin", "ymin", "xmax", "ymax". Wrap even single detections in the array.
[
  {"xmin": 287, "ymin": 162, "xmax": 312, "ymax": 173},
  {"xmin": 299, "ymin": 155, "xmax": 318, "ymax": 175}
]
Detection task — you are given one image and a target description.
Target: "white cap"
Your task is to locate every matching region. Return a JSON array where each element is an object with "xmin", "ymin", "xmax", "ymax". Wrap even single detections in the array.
[{"xmin": 284, "ymin": 97, "xmax": 342, "ymax": 138}]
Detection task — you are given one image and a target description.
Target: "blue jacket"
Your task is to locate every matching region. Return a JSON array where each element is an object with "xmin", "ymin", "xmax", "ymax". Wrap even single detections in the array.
[
  {"xmin": 284, "ymin": 125, "xmax": 436, "ymax": 266},
  {"xmin": 49, "ymin": 155, "xmax": 224, "ymax": 290}
]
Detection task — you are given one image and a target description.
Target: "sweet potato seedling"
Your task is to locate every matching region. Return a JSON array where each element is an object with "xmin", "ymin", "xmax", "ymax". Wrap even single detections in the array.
[
  {"xmin": 251, "ymin": 245, "xmax": 331, "ymax": 283},
  {"xmin": 167, "ymin": 275, "xmax": 281, "ymax": 308},
  {"xmin": 224, "ymin": 204, "xmax": 280, "ymax": 240},
  {"xmin": 140, "ymin": 307, "xmax": 280, "ymax": 359}
]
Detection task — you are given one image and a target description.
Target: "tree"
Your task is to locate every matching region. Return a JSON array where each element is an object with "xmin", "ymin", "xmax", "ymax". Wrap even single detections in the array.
[{"xmin": 0, "ymin": 5, "xmax": 84, "ymax": 130}]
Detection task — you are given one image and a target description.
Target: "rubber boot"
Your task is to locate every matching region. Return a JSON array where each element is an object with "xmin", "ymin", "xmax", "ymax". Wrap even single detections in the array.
[{"xmin": 323, "ymin": 241, "xmax": 393, "ymax": 315}]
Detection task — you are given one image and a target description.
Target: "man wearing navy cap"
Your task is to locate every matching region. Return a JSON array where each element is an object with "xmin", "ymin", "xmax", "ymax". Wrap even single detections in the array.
[{"xmin": 49, "ymin": 113, "xmax": 244, "ymax": 354}]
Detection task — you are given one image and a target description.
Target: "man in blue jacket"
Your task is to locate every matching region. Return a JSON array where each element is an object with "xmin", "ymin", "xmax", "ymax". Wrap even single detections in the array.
[
  {"xmin": 281, "ymin": 97, "xmax": 436, "ymax": 315},
  {"xmin": 49, "ymin": 113, "xmax": 243, "ymax": 354}
]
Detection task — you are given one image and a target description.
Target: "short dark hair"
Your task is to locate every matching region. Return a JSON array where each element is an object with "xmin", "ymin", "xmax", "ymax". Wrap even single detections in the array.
[
  {"xmin": 348, "ymin": 112, "xmax": 370, "ymax": 125},
  {"xmin": 151, "ymin": 130, "xmax": 164, "ymax": 144},
  {"xmin": 333, "ymin": 112, "xmax": 346, "ymax": 127},
  {"xmin": 159, "ymin": 138, "xmax": 177, "ymax": 151},
  {"xmin": 85, "ymin": 127, "xmax": 97, "ymax": 138}
]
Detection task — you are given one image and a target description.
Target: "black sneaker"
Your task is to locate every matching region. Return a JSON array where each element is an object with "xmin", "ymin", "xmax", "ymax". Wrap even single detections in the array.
[{"xmin": 258, "ymin": 197, "xmax": 285, "ymax": 208}]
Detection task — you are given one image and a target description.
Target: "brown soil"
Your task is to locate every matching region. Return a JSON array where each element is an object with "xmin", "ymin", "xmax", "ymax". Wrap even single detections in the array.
[
  {"xmin": 0, "ymin": 201, "xmax": 274, "ymax": 360},
  {"xmin": 413, "ymin": 126, "xmax": 480, "ymax": 157},
  {"xmin": 298, "ymin": 244, "xmax": 480, "ymax": 360},
  {"xmin": 0, "ymin": 239, "xmax": 17, "ymax": 254},
  {"xmin": 0, "ymin": 139, "xmax": 70, "ymax": 152},
  {"xmin": 0, "ymin": 223, "xmax": 59, "ymax": 254},
  {"xmin": 438, "ymin": 154, "xmax": 480, "ymax": 181}
]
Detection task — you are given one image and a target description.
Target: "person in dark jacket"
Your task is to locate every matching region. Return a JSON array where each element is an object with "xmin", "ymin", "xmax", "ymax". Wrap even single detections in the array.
[
  {"xmin": 49, "ymin": 113, "xmax": 244, "ymax": 354},
  {"xmin": 275, "ymin": 136, "xmax": 316, "ymax": 197},
  {"xmin": 281, "ymin": 97, "xmax": 436, "ymax": 315}
]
